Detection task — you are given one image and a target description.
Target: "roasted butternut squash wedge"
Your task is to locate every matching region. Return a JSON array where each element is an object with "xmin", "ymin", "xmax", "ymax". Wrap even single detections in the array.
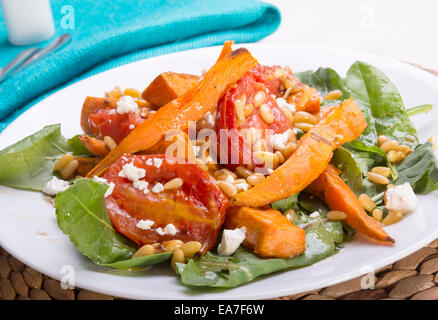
[
  {"xmin": 225, "ymin": 206, "xmax": 306, "ymax": 258},
  {"xmin": 307, "ymin": 165, "xmax": 394, "ymax": 244}
]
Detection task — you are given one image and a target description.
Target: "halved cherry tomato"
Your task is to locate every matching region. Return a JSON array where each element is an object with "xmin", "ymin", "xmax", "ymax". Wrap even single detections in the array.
[
  {"xmin": 104, "ymin": 154, "xmax": 228, "ymax": 253},
  {"xmin": 88, "ymin": 109, "xmax": 145, "ymax": 144},
  {"xmin": 215, "ymin": 64, "xmax": 293, "ymax": 170}
]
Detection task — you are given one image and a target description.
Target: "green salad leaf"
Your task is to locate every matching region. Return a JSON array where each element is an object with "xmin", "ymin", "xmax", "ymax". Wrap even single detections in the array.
[
  {"xmin": 55, "ymin": 178, "xmax": 137, "ymax": 264},
  {"xmin": 176, "ymin": 220, "xmax": 342, "ymax": 288},
  {"xmin": 0, "ymin": 124, "xmax": 71, "ymax": 191},
  {"xmin": 271, "ymin": 193, "xmax": 300, "ymax": 212},
  {"xmin": 104, "ymin": 252, "xmax": 173, "ymax": 270},
  {"xmin": 396, "ymin": 142, "xmax": 438, "ymax": 194},
  {"xmin": 331, "ymin": 147, "xmax": 363, "ymax": 195},
  {"xmin": 67, "ymin": 135, "xmax": 93, "ymax": 156}
]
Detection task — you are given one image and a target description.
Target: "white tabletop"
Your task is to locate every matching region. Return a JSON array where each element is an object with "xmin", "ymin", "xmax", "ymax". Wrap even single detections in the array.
[{"xmin": 263, "ymin": 0, "xmax": 438, "ymax": 71}]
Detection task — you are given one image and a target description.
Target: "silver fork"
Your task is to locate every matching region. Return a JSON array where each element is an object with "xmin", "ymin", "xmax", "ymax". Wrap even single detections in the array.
[{"xmin": 0, "ymin": 34, "xmax": 71, "ymax": 83}]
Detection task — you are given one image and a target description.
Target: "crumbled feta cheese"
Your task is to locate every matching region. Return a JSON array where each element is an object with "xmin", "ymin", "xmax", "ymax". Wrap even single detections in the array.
[
  {"xmin": 116, "ymin": 95, "xmax": 138, "ymax": 114},
  {"xmin": 155, "ymin": 223, "xmax": 178, "ymax": 236},
  {"xmin": 309, "ymin": 211, "xmax": 320, "ymax": 219},
  {"xmin": 153, "ymin": 158, "xmax": 163, "ymax": 168},
  {"xmin": 385, "ymin": 183, "xmax": 418, "ymax": 214},
  {"xmin": 276, "ymin": 97, "xmax": 296, "ymax": 113},
  {"xmin": 204, "ymin": 271, "xmax": 216, "ymax": 280},
  {"xmin": 151, "ymin": 182, "xmax": 164, "ymax": 193},
  {"xmin": 128, "ymin": 124, "xmax": 135, "ymax": 130},
  {"xmin": 43, "ymin": 177, "xmax": 69, "ymax": 196},
  {"xmin": 145, "ymin": 158, "xmax": 153, "ymax": 166},
  {"xmin": 108, "ymin": 109, "xmax": 116, "ymax": 115},
  {"xmin": 271, "ymin": 129, "xmax": 291, "ymax": 150},
  {"xmin": 133, "ymin": 180, "xmax": 149, "ymax": 194},
  {"xmin": 235, "ymin": 182, "xmax": 249, "ymax": 191},
  {"xmin": 136, "ymin": 219, "xmax": 154, "ymax": 230},
  {"xmin": 118, "ymin": 162, "xmax": 145, "ymax": 181},
  {"xmin": 92, "ymin": 176, "xmax": 115, "ymax": 197},
  {"xmin": 225, "ymin": 175, "xmax": 235, "ymax": 183},
  {"xmin": 217, "ymin": 227, "xmax": 246, "ymax": 256}
]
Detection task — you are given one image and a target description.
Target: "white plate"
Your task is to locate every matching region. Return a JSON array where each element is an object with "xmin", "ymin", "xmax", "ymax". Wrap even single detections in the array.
[{"xmin": 1, "ymin": 44, "xmax": 438, "ymax": 300}]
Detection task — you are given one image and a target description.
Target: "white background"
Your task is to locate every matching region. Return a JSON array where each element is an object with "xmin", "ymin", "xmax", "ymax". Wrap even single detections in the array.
[{"xmin": 263, "ymin": 0, "xmax": 438, "ymax": 70}]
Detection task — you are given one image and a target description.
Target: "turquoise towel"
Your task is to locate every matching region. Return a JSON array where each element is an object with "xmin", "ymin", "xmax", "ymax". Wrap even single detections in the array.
[{"xmin": 0, "ymin": 0, "xmax": 280, "ymax": 131}]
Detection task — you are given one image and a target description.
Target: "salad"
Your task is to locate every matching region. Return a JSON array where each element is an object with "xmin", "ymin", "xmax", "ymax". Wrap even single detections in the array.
[{"xmin": 0, "ymin": 41, "xmax": 437, "ymax": 289}]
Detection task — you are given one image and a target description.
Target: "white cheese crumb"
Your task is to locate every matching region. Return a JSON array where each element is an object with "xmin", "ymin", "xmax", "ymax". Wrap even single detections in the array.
[
  {"xmin": 136, "ymin": 219, "xmax": 154, "ymax": 230},
  {"xmin": 145, "ymin": 158, "xmax": 153, "ymax": 166},
  {"xmin": 204, "ymin": 271, "xmax": 216, "ymax": 280},
  {"xmin": 92, "ymin": 176, "xmax": 115, "ymax": 197},
  {"xmin": 271, "ymin": 129, "xmax": 291, "ymax": 150},
  {"xmin": 151, "ymin": 182, "xmax": 164, "ymax": 193},
  {"xmin": 385, "ymin": 183, "xmax": 418, "ymax": 214},
  {"xmin": 128, "ymin": 124, "xmax": 135, "ymax": 130},
  {"xmin": 116, "ymin": 95, "xmax": 138, "ymax": 114},
  {"xmin": 155, "ymin": 223, "xmax": 178, "ymax": 236},
  {"xmin": 133, "ymin": 180, "xmax": 149, "ymax": 194},
  {"xmin": 217, "ymin": 227, "xmax": 246, "ymax": 256},
  {"xmin": 235, "ymin": 182, "xmax": 249, "ymax": 191},
  {"xmin": 43, "ymin": 177, "xmax": 69, "ymax": 196},
  {"xmin": 276, "ymin": 97, "xmax": 296, "ymax": 113},
  {"xmin": 309, "ymin": 211, "xmax": 320, "ymax": 219},
  {"xmin": 118, "ymin": 162, "xmax": 145, "ymax": 181},
  {"xmin": 225, "ymin": 175, "xmax": 235, "ymax": 183},
  {"xmin": 153, "ymin": 158, "xmax": 163, "ymax": 168}
]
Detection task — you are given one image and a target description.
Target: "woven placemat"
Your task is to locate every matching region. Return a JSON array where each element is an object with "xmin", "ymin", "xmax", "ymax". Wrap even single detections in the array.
[{"xmin": 1, "ymin": 62, "xmax": 437, "ymax": 301}]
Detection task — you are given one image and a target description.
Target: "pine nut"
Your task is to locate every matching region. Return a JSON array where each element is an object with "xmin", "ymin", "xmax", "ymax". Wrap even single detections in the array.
[
  {"xmin": 387, "ymin": 150, "xmax": 398, "ymax": 163},
  {"xmin": 294, "ymin": 122, "xmax": 314, "ymax": 132},
  {"xmin": 60, "ymin": 159, "xmax": 79, "ymax": 179},
  {"xmin": 284, "ymin": 209, "xmax": 296, "ymax": 222},
  {"xmin": 133, "ymin": 244, "xmax": 155, "ymax": 258},
  {"xmin": 171, "ymin": 248, "xmax": 185, "ymax": 270},
  {"xmin": 371, "ymin": 167, "xmax": 391, "ymax": 178},
  {"xmin": 247, "ymin": 173, "xmax": 265, "ymax": 186},
  {"xmin": 327, "ymin": 210, "xmax": 347, "ymax": 221},
  {"xmin": 254, "ymin": 151, "xmax": 278, "ymax": 168},
  {"xmin": 380, "ymin": 140, "xmax": 398, "ymax": 153},
  {"xmin": 405, "ymin": 136, "xmax": 416, "ymax": 143},
  {"xmin": 234, "ymin": 98, "xmax": 245, "ymax": 123},
  {"xmin": 279, "ymin": 142, "xmax": 297, "ymax": 159},
  {"xmin": 253, "ymin": 91, "xmax": 265, "ymax": 107},
  {"xmin": 382, "ymin": 210, "xmax": 403, "ymax": 226},
  {"xmin": 324, "ymin": 90, "xmax": 342, "ymax": 100},
  {"xmin": 104, "ymin": 136, "xmax": 117, "ymax": 150},
  {"xmin": 244, "ymin": 103, "xmax": 254, "ymax": 117},
  {"xmin": 372, "ymin": 208, "xmax": 383, "ymax": 222},
  {"xmin": 236, "ymin": 166, "xmax": 253, "ymax": 178},
  {"xmin": 396, "ymin": 151, "xmax": 406, "ymax": 162},
  {"xmin": 280, "ymin": 106, "xmax": 294, "ymax": 124},
  {"xmin": 196, "ymin": 159, "xmax": 209, "ymax": 172},
  {"xmin": 215, "ymin": 169, "xmax": 237, "ymax": 179},
  {"xmin": 260, "ymin": 104, "xmax": 274, "ymax": 124},
  {"xmin": 282, "ymin": 87, "xmax": 293, "ymax": 99},
  {"xmin": 294, "ymin": 111, "xmax": 318, "ymax": 125},
  {"xmin": 274, "ymin": 68, "xmax": 285, "ymax": 79},
  {"xmin": 163, "ymin": 240, "xmax": 184, "ymax": 252},
  {"xmin": 54, "ymin": 154, "xmax": 74, "ymax": 171},
  {"xmin": 275, "ymin": 151, "xmax": 285, "ymax": 164},
  {"xmin": 428, "ymin": 136, "xmax": 436, "ymax": 151},
  {"xmin": 163, "ymin": 178, "xmax": 184, "ymax": 190},
  {"xmin": 395, "ymin": 144, "xmax": 412, "ymax": 154},
  {"xmin": 377, "ymin": 135, "xmax": 388, "ymax": 147},
  {"xmin": 359, "ymin": 193, "xmax": 375, "ymax": 212},
  {"xmin": 182, "ymin": 241, "xmax": 202, "ymax": 257},
  {"xmin": 367, "ymin": 172, "xmax": 390, "ymax": 185},
  {"xmin": 218, "ymin": 181, "xmax": 237, "ymax": 197},
  {"xmin": 107, "ymin": 86, "xmax": 122, "ymax": 99},
  {"xmin": 123, "ymin": 88, "xmax": 141, "ymax": 98}
]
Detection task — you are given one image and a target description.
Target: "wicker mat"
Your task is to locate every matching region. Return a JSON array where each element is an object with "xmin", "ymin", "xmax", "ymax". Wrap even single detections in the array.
[
  {"xmin": 1, "ymin": 63, "xmax": 438, "ymax": 301},
  {"xmin": 0, "ymin": 239, "xmax": 437, "ymax": 300}
]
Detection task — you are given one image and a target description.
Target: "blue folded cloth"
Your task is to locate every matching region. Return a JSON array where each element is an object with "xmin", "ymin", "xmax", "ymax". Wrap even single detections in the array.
[{"xmin": 0, "ymin": 0, "xmax": 280, "ymax": 131}]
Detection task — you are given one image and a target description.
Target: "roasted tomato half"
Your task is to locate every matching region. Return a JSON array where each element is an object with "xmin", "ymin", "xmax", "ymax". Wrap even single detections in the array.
[
  {"xmin": 215, "ymin": 64, "xmax": 294, "ymax": 170},
  {"xmin": 104, "ymin": 154, "xmax": 228, "ymax": 253},
  {"xmin": 88, "ymin": 109, "xmax": 145, "ymax": 144}
]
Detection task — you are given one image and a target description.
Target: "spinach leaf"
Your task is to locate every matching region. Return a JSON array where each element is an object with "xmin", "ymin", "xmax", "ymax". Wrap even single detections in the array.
[
  {"xmin": 0, "ymin": 124, "xmax": 71, "ymax": 191},
  {"xmin": 176, "ymin": 220, "xmax": 342, "ymax": 288},
  {"xmin": 396, "ymin": 142, "xmax": 438, "ymax": 194},
  {"xmin": 331, "ymin": 147, "xmax": 364, "ymax": 195},
  {"xmin": 298, "ymin": 192, "xmax": 328, "ymax": 215},
  {"xmin": 67, "ymin": 135, "xmax": 93, "ymax": 156},
  {"xmin": 104, "ymin": 252, "xmax": 172, "ymax": 270},
  {"xmin": 55, "ymin": 178, "xmax": 136, "ymax": 264},
  {"xmin": 271, "ymin": 193, "xmax": 300, "ymax": 212}
]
